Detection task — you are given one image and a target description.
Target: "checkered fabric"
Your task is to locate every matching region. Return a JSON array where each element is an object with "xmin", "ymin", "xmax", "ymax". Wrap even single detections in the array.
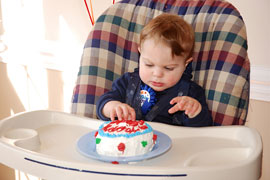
[{"xmin": 71, "ymin": 0, "xmax": 250, "ymax": 126}]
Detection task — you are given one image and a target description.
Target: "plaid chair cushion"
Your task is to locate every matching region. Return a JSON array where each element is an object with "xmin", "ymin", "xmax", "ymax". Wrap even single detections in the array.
[{"xmin": 71, "ymin": 0, "xmax": 250, "ymax": 126}]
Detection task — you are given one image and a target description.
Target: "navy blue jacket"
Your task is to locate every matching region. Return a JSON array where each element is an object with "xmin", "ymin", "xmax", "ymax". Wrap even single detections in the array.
[{"xmin": 96, "ymin": 69, "xmax": 213, "ymax": 127}]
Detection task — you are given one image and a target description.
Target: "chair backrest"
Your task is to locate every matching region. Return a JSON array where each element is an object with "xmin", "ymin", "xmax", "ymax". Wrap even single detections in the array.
[{"xmin": 71, "ymin": 0, "xmax": 250, "ymax": 125}]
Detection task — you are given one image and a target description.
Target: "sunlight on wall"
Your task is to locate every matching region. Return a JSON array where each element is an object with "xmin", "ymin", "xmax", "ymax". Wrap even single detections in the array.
[
  {"xmin": 1, "ymin": 0, "xmax": 81, "ymax": 114},
  {"xmin": 55, "ymin": 16, "xmax": 81, "ymax": 112},
  {"xmin": 6, "ymin": 63, "xmax": 49, "ymax": 111},
  {"xmin": 62, "ymin": 69, "xmax": 78, "ymax": 112},
  {"xmin": 1, "ymin": 0, "xmax": 81, "ymax": 70},
  {"xmin": 52, "ymin": 15, "xmax": 82, "ymax": 70},
  {"xmin": 1, "ymin": 0, "xmax": 45, "ymax": 64}
]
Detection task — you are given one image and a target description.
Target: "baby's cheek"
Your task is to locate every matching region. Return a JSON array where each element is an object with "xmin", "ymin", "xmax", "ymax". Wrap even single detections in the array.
[
  {"xmin": 167, "ymin": 76, "xmax": 180, "ymax": 87},
  {"xmin": 140, "ymin": 73, "xmax": 150, "ymax": 84}
]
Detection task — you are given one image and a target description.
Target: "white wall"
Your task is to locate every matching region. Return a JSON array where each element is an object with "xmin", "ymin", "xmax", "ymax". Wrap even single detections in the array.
[{"xmin": 227, "ymin": 0, "xmax": 270, "ymax": 68}]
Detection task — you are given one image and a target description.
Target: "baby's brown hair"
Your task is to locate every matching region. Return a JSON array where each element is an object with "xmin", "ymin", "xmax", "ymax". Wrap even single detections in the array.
[{"xmin": 139, "ymin": 13, "xmax": 195, "ymax": 61}]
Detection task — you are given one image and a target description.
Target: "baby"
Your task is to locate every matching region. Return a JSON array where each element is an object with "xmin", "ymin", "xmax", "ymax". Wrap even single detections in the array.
[{"xmin": 96, "ymin": 13, "xmax": 213, "ymax": 127}]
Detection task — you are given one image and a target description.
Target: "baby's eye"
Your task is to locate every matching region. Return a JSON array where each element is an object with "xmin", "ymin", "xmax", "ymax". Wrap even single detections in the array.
[
  {"xmin": 165, "ymin": 67, "xmax": 174, "ymax": 71},
  {"xmin": 145, "ymin": 64, "xmax": 153, "ymax": 67}
]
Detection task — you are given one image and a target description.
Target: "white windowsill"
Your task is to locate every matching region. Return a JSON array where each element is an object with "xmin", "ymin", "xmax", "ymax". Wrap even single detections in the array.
[{"xmin": 250, "ymin": 66, "xmax": 270, "ymax": 102}]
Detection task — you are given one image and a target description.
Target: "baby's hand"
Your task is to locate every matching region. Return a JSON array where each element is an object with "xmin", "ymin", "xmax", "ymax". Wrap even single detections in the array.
[
  {"xmin": 103, "ymin": 101, "xmax": 136, "ymax": 121},
  {"xmin": 168, "ymin": 96, "xmax": 202, "ymax": 118}
]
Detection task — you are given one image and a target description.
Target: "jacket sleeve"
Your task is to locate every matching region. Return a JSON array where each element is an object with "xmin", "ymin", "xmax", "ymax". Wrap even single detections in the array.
[
  {"xmin": 96, "ymin": 73, "xmax": 130, "ymax": 120},
  {"xmin": 181, "ymin": 83, "xmax": 213, "ymax": 127}
]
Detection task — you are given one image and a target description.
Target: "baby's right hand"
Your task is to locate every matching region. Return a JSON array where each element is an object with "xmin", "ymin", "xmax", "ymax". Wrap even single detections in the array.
[{"xmin": 102, "ymin": 101, "xmax": 136, "ymax": 121}]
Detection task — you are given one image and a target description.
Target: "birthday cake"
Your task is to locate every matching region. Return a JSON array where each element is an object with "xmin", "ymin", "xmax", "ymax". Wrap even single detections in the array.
[{"xmin": 95, "ymin": 120, "xmax": 157, "ymax": 157}]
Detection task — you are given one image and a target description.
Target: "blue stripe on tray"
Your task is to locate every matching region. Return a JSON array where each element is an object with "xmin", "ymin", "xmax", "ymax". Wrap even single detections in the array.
[{"xmin": 24, "ymin": 157, "xmax": 187, "ymax": 177}]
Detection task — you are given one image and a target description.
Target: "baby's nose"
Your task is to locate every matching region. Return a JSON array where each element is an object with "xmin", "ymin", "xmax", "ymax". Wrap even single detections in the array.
[{"xmin": 153, "ymin": 68, "xmax": 163, "ymax": 77}]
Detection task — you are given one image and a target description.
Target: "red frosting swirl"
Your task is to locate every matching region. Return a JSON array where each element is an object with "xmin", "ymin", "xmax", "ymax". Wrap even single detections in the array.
[{"xmin": 102, "ymin": 120, "xmax": 148, "ymax": 134}]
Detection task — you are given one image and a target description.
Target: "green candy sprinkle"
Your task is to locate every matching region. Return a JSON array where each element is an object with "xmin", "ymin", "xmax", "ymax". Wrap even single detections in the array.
[
  {"xmin": 96, "ymin": 138, "xmax": 101, "ymax": 144},
  {"xmin": 141, "ymin": 141, "xmax": 148, "ymax": 147}
]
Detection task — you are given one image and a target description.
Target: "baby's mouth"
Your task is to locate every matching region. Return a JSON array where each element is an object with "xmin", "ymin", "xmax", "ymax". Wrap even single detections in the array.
[{"xmin": 151, "ymin": 81, "xmax": 164, "ymax": 87}]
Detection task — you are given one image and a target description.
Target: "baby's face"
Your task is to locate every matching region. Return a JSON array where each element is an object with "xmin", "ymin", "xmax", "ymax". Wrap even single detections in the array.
[{"xmin": 138, "ymin": 37, "xmax": 190, "ymax": 92}]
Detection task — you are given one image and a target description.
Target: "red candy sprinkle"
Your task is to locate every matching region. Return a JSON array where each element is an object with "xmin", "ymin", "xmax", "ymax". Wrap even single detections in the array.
[
  {"xmin": 111, "ymin": 161, "xmax": 119, "ymax": 164},
  {"xmin": 140, "ymin": 125, "xmax": 148, "ymax": 130},
  {"xmin": 139, "ymin": 120, "xmax": 144, "ymax": 125},
  {"xmin": 94, "ymin": 131, "xmax": 98, "ymax": 137},
  {"xmin": 153, "ymin": 134, "xmax": 157, "ymax": 143},
  {"xmin": 118, "ymin": 143, "xmax": 125, "ymax": 152}
]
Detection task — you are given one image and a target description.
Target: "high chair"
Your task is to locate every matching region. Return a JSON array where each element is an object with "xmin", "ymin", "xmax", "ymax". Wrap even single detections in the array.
[
  {"xmin": 71, "ymin": 0, "xmax": 250, "ymax": 126},
  {"xmin": 0, "ymin": 1, "xmax": 261, "ymax": 180}
]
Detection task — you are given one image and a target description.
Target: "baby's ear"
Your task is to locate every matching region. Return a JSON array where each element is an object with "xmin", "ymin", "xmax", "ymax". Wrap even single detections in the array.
[{"xmin": 185, "ymin": 57, "xmax": 193, "ymax": 67}]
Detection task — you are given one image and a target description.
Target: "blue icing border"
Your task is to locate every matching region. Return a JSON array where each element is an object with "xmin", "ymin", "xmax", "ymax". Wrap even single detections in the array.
[{"xmin": 98, "ymin": 121, "xmax": 153, "ymax": 138}]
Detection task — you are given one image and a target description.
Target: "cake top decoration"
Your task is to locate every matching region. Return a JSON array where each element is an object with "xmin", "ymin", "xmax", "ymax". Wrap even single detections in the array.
[{"xmin": 98, "ymin": 120, "xmax": 153, "ymax": 138}]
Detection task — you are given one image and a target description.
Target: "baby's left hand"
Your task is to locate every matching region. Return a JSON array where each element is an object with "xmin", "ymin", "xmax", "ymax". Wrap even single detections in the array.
[{"xmin": 168, "ymin": 96, "xmax": 202, "ymax": 118}]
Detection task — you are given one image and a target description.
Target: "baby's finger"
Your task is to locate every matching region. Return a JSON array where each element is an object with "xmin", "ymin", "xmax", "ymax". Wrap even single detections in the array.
[
  {"xmin": 168, "ymin": 102, "xmax": 185, "ymax": 114},
  {"xmin": 122, "ymin": 106, "xmax": 130, "ymax": 120},
  {"xmin": 110, "ymin": 109, "xmax": 116, "ymax": 121},
  {"xmin": 192, "ymin": 103, "xmax": 202, "ymax": 117},
  {"xmin": 168, "ymin": 104, "xmax": 179, "ymax": 114},
  {"xmin": 115, "ymin": 106, "xmax": 123, "ymax": 120},
  {"xmin": 185, "ymin": 101, "xmax": 194, "ymax": 115},
  {"xmin": 170, "ymin": 96, "xmax": 182, "ymax": 104},
  {"xmin": 128, "ymin": 107, "xmax": 136, "ymax": 121},
  {"xmin": 178, "ymin": 98, "xmax": 188, "ymax": 110},
  {"xmin": 189, "ymin": 102, "xmax": 199, "ymax": 115}
]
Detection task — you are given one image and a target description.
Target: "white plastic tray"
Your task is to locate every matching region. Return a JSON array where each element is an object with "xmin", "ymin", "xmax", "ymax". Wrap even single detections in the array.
[{"xmin": 0, "ymin": 110, "xmax": 262, "ymax": 180}]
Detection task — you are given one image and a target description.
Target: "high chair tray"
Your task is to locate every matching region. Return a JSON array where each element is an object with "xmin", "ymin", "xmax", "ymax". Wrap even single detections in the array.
[{"xmin": 0, "ymin": 110, "xmax": 262, "ymax": 180}]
